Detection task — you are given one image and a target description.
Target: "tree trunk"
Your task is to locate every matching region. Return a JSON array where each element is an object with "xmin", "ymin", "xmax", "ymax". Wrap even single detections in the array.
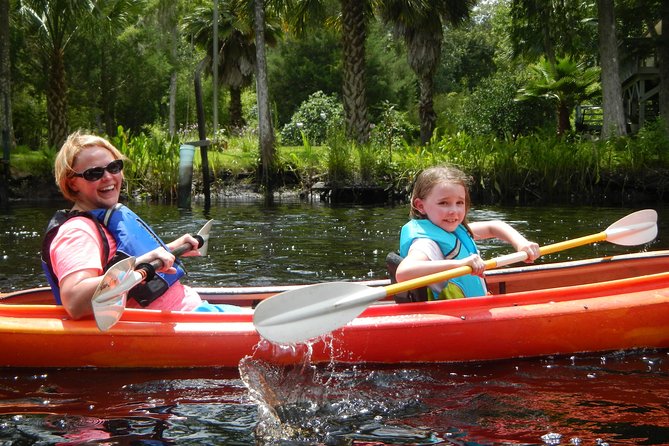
[
  {"xmin": 99, "ymin": 45, "xmax": 116, "ymax": 136},
  {"xmin": 168, "ymin": 21, "xmax": 178, "ymax": 138},
  {"xmin": 254, "ymin": 0, "xmax": 276, "ymax": 196},
  {"xmin": 340, "ymin": 0, "xmax": 369, "ymax": 144},
  {"xmin": 557, "ymin": 102, "xmax": 571, "ymax": 136},
  {"xmin": 597, "ymin": 0, "xmax": 626, "ymax": 138},
  {"xmin": 229, "ymin": 85, "xmax": 245, "ymax": 130},
  {"xmin": 658, "ymin": 2, "xmax": 669, "ymax": 128},
  {"xmin": 47, "ymin": 48, "xmax": 68, "ymax": 149},
  {"xmin": 168, "ymin": 71, "xmax": 177, "ymax": 137},
  {"xmin": 406, "ymin": 19, "xmax": 441, "ymax": 145},
  {"xmin": 418, "ymin": 75, "xmax": 436, "ymax": 144},
  {"xmin": 0, "ymin": 0, "xmax": 13, "ymax": 150}
]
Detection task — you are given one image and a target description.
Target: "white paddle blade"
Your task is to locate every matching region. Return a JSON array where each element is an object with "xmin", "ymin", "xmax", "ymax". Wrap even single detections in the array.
[
  {"xmin": 253, "ymin": 282, "xmax": 386, "ymax": 344},
  {"xmin": 605, "ymin": 209, "xmax": 657, "ymax": 246},
  {"xmin": 197, "ymin": 219, "xmax": 214, "ymax": 256},
  {"xmin": 91, "ymin": 256, "xmax": 136, "ymax": 332}
]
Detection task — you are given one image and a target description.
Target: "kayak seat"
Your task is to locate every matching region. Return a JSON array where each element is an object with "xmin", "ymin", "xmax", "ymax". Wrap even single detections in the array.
[{"xmin": 385, "ymin": 252, "xmax": 428, "ymax": 303}]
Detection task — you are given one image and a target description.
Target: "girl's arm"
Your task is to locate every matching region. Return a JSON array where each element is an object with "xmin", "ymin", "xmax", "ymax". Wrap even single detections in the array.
[
  {"xmin": 395, "ymin": 242, "xmax": 486, "ymax": 283},
  {"xmin": 469, "ymin": 220, "xmax": 540, "ymax": 261}
]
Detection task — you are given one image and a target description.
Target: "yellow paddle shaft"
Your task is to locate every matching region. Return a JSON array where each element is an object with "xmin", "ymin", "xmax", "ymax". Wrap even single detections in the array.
[{"xmin": 383, "ymin": 231, "xmax": 607, "ymax": 297}]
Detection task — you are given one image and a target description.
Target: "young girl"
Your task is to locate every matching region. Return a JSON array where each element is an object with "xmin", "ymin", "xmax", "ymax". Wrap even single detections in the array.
[{"xmin": 395, "ymin": 165, "xmax": 541, "ymax": 299}]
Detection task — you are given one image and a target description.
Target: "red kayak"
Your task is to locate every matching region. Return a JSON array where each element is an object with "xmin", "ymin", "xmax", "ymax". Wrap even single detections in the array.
[{"xmin": 1, "ymin": 250, "xmax": 668, "ymax": 368}]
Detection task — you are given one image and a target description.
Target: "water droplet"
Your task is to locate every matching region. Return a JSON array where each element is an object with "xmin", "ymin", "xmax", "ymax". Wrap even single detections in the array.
[{"xmin": 541, "ymin": 432, "xmax": 562, "ymax": 445}]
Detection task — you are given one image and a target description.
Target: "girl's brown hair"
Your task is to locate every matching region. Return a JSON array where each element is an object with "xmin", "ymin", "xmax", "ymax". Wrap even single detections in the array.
[{"xmin": 54, "ymin": 131, "xmax": 125, "ymax": 202}]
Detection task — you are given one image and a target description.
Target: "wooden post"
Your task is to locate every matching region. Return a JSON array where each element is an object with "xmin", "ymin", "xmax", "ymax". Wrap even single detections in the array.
[{"xmin": 194, "ymin": 62, "xmax": 211, "ymax": 211}]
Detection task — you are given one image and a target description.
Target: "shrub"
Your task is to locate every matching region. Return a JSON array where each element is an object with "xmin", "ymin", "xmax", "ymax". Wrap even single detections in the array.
[
  {"xmin": 456, "ymin": 71, "xmax": 554, "ymax": 137},
  {"xmin": 280, "ymin": 91, "xmax": 344, "ymax": 146}
]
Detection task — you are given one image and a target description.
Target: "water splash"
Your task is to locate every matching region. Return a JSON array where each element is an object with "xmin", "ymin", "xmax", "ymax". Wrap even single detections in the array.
[{"xmin": 239, "ymin": 357, "xmax": 441, "ymax": 445}]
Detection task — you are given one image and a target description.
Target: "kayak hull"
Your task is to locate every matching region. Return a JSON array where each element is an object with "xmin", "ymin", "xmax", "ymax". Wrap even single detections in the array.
[{"xmin": 2, "ymin": 251, "xmax": 669, "ymax": 368}]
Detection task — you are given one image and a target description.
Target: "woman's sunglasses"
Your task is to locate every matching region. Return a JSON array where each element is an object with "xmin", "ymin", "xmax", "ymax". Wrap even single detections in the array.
[{"xmin": 72, "ymin": 159, "xmax": 124, "ymax": 182}]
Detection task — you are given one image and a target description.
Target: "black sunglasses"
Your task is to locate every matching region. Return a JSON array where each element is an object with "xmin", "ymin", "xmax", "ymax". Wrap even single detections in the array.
[{"xmin": 72, "ymin": 159, "xmax": 124, "ymax": 182}]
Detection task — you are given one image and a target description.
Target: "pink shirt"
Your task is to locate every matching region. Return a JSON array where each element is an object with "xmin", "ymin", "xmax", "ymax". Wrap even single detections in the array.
[{"xmin": 50, "ymin": 216, "xmax": 201, "ymax": 311}]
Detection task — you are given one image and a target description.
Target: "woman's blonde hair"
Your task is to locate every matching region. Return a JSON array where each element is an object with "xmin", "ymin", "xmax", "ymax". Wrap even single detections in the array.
[
  {"xmin": 409, "ymin": 165, "xmax": 473, "ymax": 221},
  {"xmin": 54, "ymin": 131, "xmax": 125, "ymax": 202}
]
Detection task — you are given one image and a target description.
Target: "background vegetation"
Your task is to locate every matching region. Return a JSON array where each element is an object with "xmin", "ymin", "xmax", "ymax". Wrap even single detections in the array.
[{"xmin": 2, "ymin": 0, "xmax": 668, "ymax": 205}]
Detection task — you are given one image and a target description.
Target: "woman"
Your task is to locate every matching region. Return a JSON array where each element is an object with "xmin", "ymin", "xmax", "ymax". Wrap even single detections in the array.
[{"xmin": 42, "ymin": 131, "xmax": 210, "ymax": 319}]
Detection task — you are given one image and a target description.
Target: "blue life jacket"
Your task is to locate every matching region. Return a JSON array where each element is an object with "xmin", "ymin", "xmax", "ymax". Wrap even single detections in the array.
[
  {"xmin": 399, "ymin": 219, "xmax": 486, "ymax": 299},
  {"xmin": 41, "ymin": 203, "xmax": 185, "ymax": 306}
]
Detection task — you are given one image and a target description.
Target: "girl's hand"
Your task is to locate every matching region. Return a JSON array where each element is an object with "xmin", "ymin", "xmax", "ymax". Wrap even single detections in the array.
[
  {"xmin": 518, "ymin": 241, "xmax": 541, "ymax": 263},
  {"xmin": 462, "ymin": 254, "xmax": 486, "ymax": 276}
]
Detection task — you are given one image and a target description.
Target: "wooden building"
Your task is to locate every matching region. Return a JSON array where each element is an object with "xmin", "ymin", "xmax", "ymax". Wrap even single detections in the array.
[{"xmin": 619, "ymin": 21, "xmax": 662, "ymax": 133}]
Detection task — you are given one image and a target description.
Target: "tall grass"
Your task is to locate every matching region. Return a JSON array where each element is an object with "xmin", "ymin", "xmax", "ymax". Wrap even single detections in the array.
[
  {"xmin": 13, "ymin": 121, "xmax": 669, "ymax": 205},
  {"xmin": 111, "ymin": 126, "xmax": 181, "ymax": 202}
]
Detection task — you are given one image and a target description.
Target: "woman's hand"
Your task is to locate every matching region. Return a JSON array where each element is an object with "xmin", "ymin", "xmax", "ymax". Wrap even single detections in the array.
[
  {"xmin": 136, "ymin": 247, "xmax": 177, "ymax": 274},
  {"xmin": 167, "ymin": 234, "xmax": 202, "ymax": 258}
]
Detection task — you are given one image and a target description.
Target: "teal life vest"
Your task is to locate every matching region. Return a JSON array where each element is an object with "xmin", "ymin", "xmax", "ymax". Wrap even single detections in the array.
[
  {"xmin": 399, "ymin": 219, "xmax": 486, "ymax": 299},
  {"xmin": 42, "ymin": 204, "xmax": 185, "ymax": 306}
]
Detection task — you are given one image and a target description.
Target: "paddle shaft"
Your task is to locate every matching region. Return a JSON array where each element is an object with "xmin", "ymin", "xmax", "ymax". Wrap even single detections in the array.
[
  {"xmin": 383, "ymin": 230, "xmax": 611, "ymax": 299},
  {"xmin": 135, "ymin": 234, "xmax": 204, "ymax": 282}
]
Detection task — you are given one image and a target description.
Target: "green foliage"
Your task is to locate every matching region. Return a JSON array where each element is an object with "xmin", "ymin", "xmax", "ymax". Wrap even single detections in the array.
[
  {"xmin": 278, "ymin": 133, "xmax": 327, "ymax": 189},
  {"xmin": 280, "ymin": 91, "xmax": 344, "ymax": 146},
  {"xmin": 370, "ymin": 101, "xmax": 418, "ymax": 153},
  {"xmin": 111, "ymin": 126, "xmax": 181, "ymax": 202},
  {"xmin": 631, "ymin": 119, "xmax": 669, "ymax": 167},
  {"xmin": 10, "ymin": 89, "xmax": 48, "ymax": 149},
  {"xmin": 436, "ymin": 17, "xmax": 498, "ymax": 93},
  {"xmin": 516, "ymin": 55, "xmax": 601, "ymax": 135},
  {"xmin": 268, "ymin": 30, "xmax": 342, "ymax": 126},
  {"xmin": 457, "ymin": 71, "xmax": 554, "ymax": 137},
  {"xmin": 9, "ymin": 147, "xmax": 56, "ymax": 179},
  {"xmin": 325, "ymin": 126, "xmax": 353, "ymax": 186},
  {"xmin": 9, "ymin": 125, "xmax": 669, "ymax": 204},
  {"xmin": 268, "ymin": 19, "xmax": 417, "ymax": 127}
]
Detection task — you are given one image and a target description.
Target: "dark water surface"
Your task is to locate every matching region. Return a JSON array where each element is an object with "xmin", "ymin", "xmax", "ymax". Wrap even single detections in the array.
[{"xmin": 1, "ymin": 199, "xmax": 668, "ymax": 445}]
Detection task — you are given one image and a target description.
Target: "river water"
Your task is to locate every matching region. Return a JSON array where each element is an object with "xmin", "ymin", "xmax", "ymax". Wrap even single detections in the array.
[{"xmin": 1, "ymin": 198, "xmax": 668, "ymax": 445}]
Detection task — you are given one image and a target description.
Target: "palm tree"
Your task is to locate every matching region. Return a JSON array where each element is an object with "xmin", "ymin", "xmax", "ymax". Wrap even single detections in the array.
[
  {"xmin": 597, "ymin": 0, "xmax": 626, "ymax": 138},
  {"xmin": 183, "ymin": 0, "xmax": 279, "ymax": 131},
  {"xmin": 517, "ymin": 56, "xmax": 601, "ymax": 136},
  {"xmin": 18, "ymin": 0, "xmax": 141, "ymax": 148},
  {"xmin": 0, "ymin": 0, "xmax": 13, "ymax": 151},
  {"xmin": 340, "ymin": 0, "xmax": 371, "ymax": 143},
  {"xmin": 283, "ymin": 0, "xmax": 371, "ymax": 144},
  {"xmin": 154, "ymin": 0, "xmax": 181, "ymax": 137},
  {"xmin": 17, "ymin": 0, "xmax": 97, "ymax": 148},
  {"xmin": 378, "ymin": 0, "xmax": 474, "ymax": 144},
  {"xmin": 254, "ymin": 0, "xmax": 276, "ymax": 195}
]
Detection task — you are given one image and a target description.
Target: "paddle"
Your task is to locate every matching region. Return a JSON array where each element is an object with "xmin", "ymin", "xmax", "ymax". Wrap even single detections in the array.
[
  {"xmin": 91, "ymin": 219, "xmax": 213, "ymax": 332},
  {"xmin": 253, "ymin": 209, "xmax": 658, "ymax": 344}
]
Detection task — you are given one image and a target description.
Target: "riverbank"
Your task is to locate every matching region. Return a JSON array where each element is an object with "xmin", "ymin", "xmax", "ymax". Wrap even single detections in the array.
[{"xmin": 5, "ymin": 166, "xmax": 669, "ymax": 207}]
